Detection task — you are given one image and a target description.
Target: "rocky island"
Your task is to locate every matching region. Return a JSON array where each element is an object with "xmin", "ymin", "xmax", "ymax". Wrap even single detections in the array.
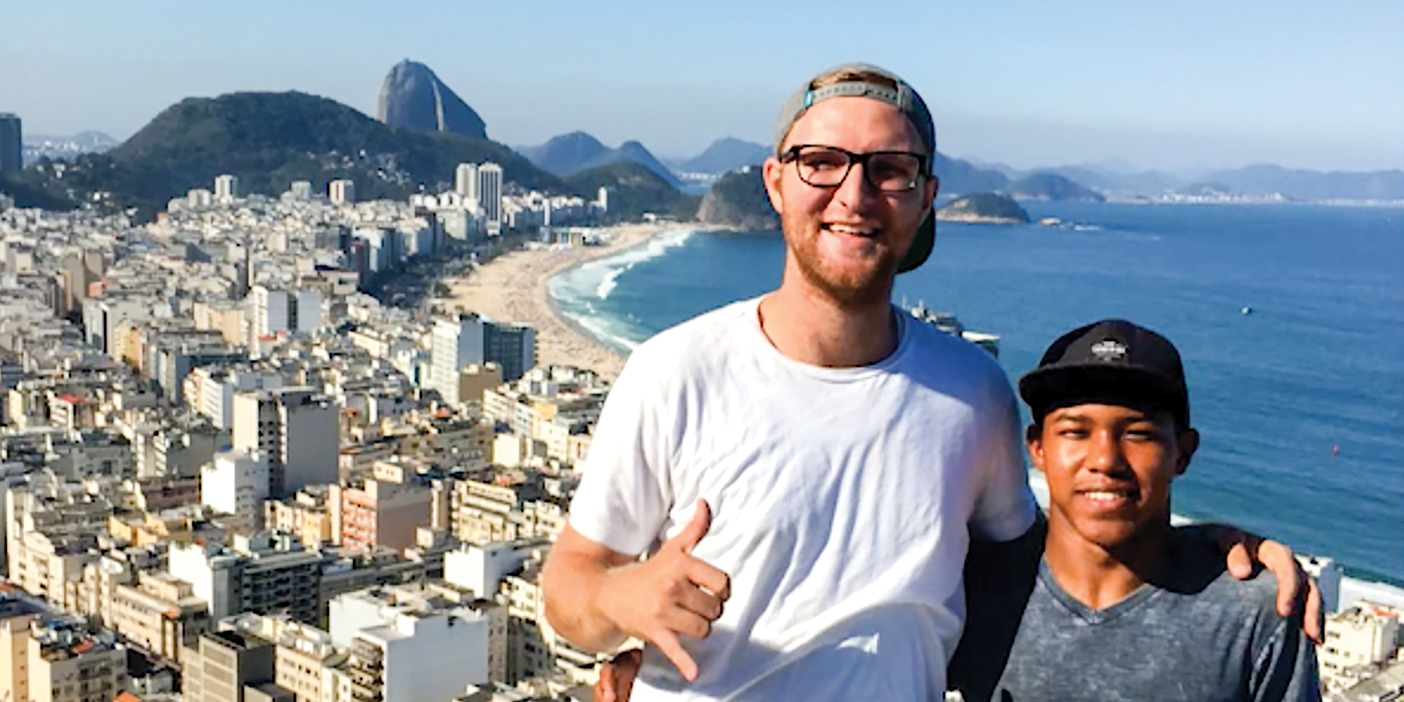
[
  {"xmin": 697, "ymin": 167, "xmax": 778, "ymax": 229},
  {"xmin": 935, "ymin": 192, "xmax": 1032, "ymax": 224}
]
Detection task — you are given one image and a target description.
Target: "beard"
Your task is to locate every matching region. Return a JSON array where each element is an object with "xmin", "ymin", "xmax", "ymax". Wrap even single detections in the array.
[{"xmin": 781, "ymin": 209, "xmax": 900, "ymax": 309}]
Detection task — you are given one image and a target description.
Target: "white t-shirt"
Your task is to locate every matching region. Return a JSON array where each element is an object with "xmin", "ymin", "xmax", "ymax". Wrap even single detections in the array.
[{"xmin": 568, "ymin": 298, "xmax": 1036, "ymax": 701}]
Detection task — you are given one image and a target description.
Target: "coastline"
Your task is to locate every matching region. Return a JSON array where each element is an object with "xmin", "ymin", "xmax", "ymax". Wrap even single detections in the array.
[{"xmin": 442, "ymin": 222, "xmax": 691, "ymax": 381}]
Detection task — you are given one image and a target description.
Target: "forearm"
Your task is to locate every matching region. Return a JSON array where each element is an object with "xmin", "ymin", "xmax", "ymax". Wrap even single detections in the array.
[{"xmin": 543, "ymin": 549, "xmax": 631, "ymax": 652}]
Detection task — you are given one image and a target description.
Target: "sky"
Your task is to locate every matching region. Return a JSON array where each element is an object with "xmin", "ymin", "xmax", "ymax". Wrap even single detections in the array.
[{"xmin": 1, "ymin": 0, "xmax": 1401, "ymax": 174}]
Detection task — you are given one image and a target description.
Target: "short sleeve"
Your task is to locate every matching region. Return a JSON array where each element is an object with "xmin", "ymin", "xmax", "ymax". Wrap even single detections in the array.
[
  {"xmin": 566, "ymin": 349, "xmax": 678, "ymax": 556},
  {"xmin": 1249, "ymin": 607, "xmax": 1321, "ymax": 702},
  {"xmin": 970, "ymin": 376, "xmax": 1037, "ymax": 542}
]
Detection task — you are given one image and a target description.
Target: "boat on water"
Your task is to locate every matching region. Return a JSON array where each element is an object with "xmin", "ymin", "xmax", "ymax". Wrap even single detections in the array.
[{"xmin": 905, "ymin": 301, "xmax": 1000, "ymax": 357}]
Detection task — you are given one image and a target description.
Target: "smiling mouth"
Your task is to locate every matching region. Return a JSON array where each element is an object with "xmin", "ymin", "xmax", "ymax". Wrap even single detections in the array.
[
  {"xmin": 822, "ymin": 223, "xmax": 878, "ymax": 238},
  {"xmin": 1078, "ymin": 489, "xmax": 1140, "ymax": 505}
]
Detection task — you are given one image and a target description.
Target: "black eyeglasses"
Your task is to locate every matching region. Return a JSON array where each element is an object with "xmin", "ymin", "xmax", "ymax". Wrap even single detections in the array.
[{"xmin": 780, "ymin": 145, "xmax": 929, "ymax": 193}]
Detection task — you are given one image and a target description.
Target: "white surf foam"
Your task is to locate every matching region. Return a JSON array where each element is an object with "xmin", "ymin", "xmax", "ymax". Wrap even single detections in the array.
[{"xmin": 549, "ymin": 226, "xmax": 700, "ymax": 351}]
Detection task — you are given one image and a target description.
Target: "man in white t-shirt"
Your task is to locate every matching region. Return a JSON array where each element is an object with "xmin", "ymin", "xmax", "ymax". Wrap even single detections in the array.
[{"xmin": 542, "ymin": 64, "xmax": 1311, "ymax": 702}]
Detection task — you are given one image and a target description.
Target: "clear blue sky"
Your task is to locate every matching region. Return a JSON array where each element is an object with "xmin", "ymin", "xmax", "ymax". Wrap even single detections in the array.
[{"xmin": 1, "ymin": 0, "xmax": 1400, "ymax": 173}]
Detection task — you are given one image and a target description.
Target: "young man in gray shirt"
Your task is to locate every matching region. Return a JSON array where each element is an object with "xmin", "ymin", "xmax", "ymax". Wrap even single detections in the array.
[
  {"xmin": 950, "ymin": 319, "xmax": 1318, "ymax": 701},
  {"xmin": 598, "ymin": 318, "xmax": 1320, "ymax": 701}
]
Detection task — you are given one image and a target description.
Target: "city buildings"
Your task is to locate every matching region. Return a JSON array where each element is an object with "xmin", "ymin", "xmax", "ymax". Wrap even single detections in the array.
[
  {"xmin": 181, "ymin": 628, "xmax": 287, "ymax": 702},
  {"xmin": 200, "ymin": 448, "xmax": 270, "ymax": 527},
  {"xmin": 170, "ymin": 532, "xmax": 322, "ymax": 624},
  {"xmin": 1321, "ymin": 601, "xmax": 1404, "ymax": 694},
  {"xmin": 0, "ymin": 113, "xmax": 20, "ymax": 179},
  {"xmin": 232, "ymin": 387, "xmax": 339, "ymax": 499},
  {"xmin": 477, "ymin": 163, "xmax": 503, "ymax": 235},
  {"xmin": 215, "ymin": 175, "xmax": 240, "ymax": 203},
  {"xmin": 432, "ymin": 314, "xmax": 539, "ymax": 405},
  {"xmin": 328, "ymin": 584, "xmax": 491, "ymax": 702},
  {"xmin": 331, "ymin": 467, "xmax": 432, "ymax": 552},
  {"xmin": 328, "ymin": 180, "xmax": 355, "ymax": 205}
]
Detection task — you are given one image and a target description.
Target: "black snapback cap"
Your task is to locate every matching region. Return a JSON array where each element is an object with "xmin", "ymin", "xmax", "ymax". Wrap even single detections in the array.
[{"xmin": 1018, "ymin": 319, "xmax": 1190, "ymax": 428}]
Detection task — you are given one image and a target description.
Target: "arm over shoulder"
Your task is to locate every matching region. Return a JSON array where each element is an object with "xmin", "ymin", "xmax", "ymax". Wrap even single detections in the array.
[{"xmin": 970, "ymin": 373, "xmax": 1037, "ymax": 542}]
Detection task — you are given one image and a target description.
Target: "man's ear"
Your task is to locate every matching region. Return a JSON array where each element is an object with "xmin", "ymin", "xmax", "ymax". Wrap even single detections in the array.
[
  {"xmin": 1026, "ymin": 424, "xmax": 1046, "ymax": 474},
  {"xmin": 1175, "ymin": 428, "xmax": 1200, "ymax": 476},
  {"xmin": 762, "ymin": 156, "xmax": 785, "ymax": 214},
  {"xmin": 925, "ymin": 175, "xmax": 940, "ymax": 214}
]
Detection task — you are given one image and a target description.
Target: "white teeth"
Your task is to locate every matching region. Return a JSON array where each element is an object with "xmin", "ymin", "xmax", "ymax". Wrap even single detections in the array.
[
  {"xmin": 828, "ymin": 224, "xmax": 874, "ymax": 236},
  {"xmin": 1083, "ymin": 491, "xmax": 1130, "ymax": 502}
]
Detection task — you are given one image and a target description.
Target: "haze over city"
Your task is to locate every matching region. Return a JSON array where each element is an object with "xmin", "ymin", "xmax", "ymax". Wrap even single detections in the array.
[{"xmin": 1, "ymin": 0, "xmax": 1401, "ymax": 173}]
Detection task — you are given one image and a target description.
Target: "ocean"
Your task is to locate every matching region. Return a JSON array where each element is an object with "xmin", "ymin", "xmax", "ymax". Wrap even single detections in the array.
[{"xmin": 548, "ymin": 203, "xmax": 1404, "ymax": 582}]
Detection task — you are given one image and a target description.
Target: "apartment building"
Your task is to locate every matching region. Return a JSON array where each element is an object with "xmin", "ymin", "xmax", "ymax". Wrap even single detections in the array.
[
  {"xmin": 265, "ymin": 488, "xmax": 334, "ymax": 548},
  {"xmin": 0, "ymin": 607, "xmax": 125, "ymax": 702},
  {"xmin": 109, "ymin": 571, "xmax": 211, "ymax": 664},
  {"xmin": 182, "ymin": 629, "xmax": 294, "ymax": 702},
  {"xmin": 169, "ymin": 532, "xmax": 321, "ymax": 624},
  {"xmin": 330, "ymin": 474, "xmax": 431, "ymax": 552},
  {"xmin": 1321, "ymin": 601, "xmax": 1404, "ymax": 693},
  {"xmin": 232, "ymin": 387, "xmax": 339, "ymax": 499},
  {"xmin": 328, "ymin": 584, "xmax": 491, "ymax": 702}
]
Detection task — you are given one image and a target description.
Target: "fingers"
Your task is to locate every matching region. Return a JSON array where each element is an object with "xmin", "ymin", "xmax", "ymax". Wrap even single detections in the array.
[
  {"xmin": 1254, "ymin": 540, "xmax": 1302, "ymax": 617},
  {"xmin": 666, "ymin": 499, "xmax": 713, "ymax": 554},
  {"xmin": 687, "ymin": 559, "xmax": 732, "ymax": 601},
  {"xmin": 595, "ymin": 650, "xmax": 643, "ymax": 702},
  {"xmin": 677, "ymin": 583, "xmax": 725, "ymax": 622},
  {"xmin": 595, "ymin": 661, "xmax": 618, "ymax": 702},
  {"xmin": 651, "ymin": 629, "xmax": 700, "ymax": 682},
  {"xmin": 1218, "ymin": 527, "xmax": 1257, "ymax": 580},
  {"xmin": 1304, "ymin": 575, "xmax": 1324, "ymax": 645}
]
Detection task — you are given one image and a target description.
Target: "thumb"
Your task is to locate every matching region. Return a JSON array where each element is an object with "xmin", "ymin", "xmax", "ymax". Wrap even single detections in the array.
[{"xmin": 667, "ymin": 499, "xmax": 712, "ymax": 554}]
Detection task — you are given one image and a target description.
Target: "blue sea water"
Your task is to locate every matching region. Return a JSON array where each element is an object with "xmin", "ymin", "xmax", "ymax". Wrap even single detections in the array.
[{"xmin": 549, "ymin": 203, "xmax": 1404, "ymax": 581}]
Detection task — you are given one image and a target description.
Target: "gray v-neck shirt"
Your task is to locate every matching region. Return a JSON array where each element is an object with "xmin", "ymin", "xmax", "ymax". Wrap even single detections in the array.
[{"xmin": 953, "ymin": 529, "xmax": 1320, "ymax": 702}]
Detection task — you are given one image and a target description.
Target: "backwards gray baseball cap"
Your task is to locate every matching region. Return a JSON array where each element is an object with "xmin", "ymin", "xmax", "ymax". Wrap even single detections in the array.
[{"xmin": 773, "ymin": 63, "xmax": 938, "ymax": 273}]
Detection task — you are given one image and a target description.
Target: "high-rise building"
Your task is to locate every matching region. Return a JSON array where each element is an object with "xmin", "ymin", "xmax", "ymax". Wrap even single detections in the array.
[
  {"xmin": 328, "ymin": 179, "xmax": 355, "ymax": 205},
  {"xmin": 248, "ymin": 286, "xmax": 288, "ymax": 341},
  {"xmin": 0, "ymin": 114, "xmax": 20, "ymax": 179},
  {"xmin": 328, "ymin": 585, "xmax": 491, "ymax": 702},
  {"xmin": 214, "ymin": 174, "xmax": 240, "ymax": 202},
  {"xmin": 477, "ymin": 163, "xmax": 503, "ymax": 232},
  {"xmin": 232, "ymin": 387, "xmax": 339, "ymax": 498},
  {"xmin": 331, "ymin": 473, "xmax": 432, "ymax": 552},
  {"xmin": 288, "ymin": 180, "xmax": 313, "ymax": 200},
  {"xmin": 597, "ymin": 186, "xmax": 609, "ymax": 213},
  {"xmin": 200, "ymin": 448, "xmax": 269, "ymax": 526},
  {"xmin": 430, "ymin": 313, "xmax": 485, "ymax": 405},
  {"xmin": 455, "ymin": 162, "xmax": 479, "ymax": 200},
  {"xmin": 19, "ymin": 619, "xmax": 126, "ymax": 702},
  {"xmin": 169, "ymin": 532, "xmax": 322, "ymax": 624},
  {"xmin": 248, "ymin": 286, "xmax": 322, "ymax": 341},
  {"xmin": 180, "ymin": 628, "xmax": 289, "ymax": 702},
  {"xmin": 483, "ymin": 323, "xmax": 536, "ymax": 382}
]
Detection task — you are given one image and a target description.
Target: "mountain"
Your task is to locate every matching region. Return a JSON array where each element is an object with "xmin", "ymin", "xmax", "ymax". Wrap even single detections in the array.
[
  {"xmin": 587, "ymin": 140, "xmax": 682, "ymax": 187},
  {"xmin": 0, "ymin": 178, "xmax": 76, "ymax": 210},
  {"xmin": 376, "ymin": 59, "xmax": 488, "ymax": 140},
  {"xmin": 21, "ymin": 130, "xmax": 120, "ymax": 166},
  {"xmin": 1005, "ymin": 173, "xmax": 1106, "ymax": 202},
  {"xmin": 936, "ymin": 193, "xmax": 1031, "ymax": 224},
  {"xmin": 519, "ymin": 132, "xmax": 682, "ymax": 187},
  {"xmin": 1198, "ymin": 164, "xmax": 1404, "ymax": 201},
  {"xmin": 516, "ymin": 131, "xmax": 610, "ymax": 176},
  {"xmin": 673, "ymin": 138, "xmax": 771, "ymax": 175},
  {"xmin": 561, "ymin": 161, "xmax": 698, "ymax": 222},
  {"xmin": 933, "ymin": 154, "xmax": 1010, "ymax": 195},
  {"xmin": 18, "ymin": 91, "xmax": 561, "ymax": 219},
  {"xmin": 1026, "ymin": 165, "xmax": 1184, "ymax": 195},
  {"xmin": 697, "ymin": 167, "xmax": 776, "ymax": 228}
]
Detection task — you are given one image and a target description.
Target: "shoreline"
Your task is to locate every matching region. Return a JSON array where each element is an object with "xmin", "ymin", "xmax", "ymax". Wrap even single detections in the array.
[{"xmin": 442, "ymin": 222, "xmax": 699, "ymax": 381}]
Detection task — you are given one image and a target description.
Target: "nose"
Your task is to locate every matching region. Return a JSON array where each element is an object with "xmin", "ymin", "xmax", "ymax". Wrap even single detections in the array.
[
  {"xmin": 833, "ymin": 160, "xmax": 879, "ymax": 210},
  {"xmin": 1087, "ymin": 430, "xmax": 1129, "ymax": 475}
]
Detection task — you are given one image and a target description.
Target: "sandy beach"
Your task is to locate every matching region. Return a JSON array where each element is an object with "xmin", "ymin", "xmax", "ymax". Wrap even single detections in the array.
[{"xmin": 442, "ymin": 223, "xmax": 682, "ymax": 380}]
